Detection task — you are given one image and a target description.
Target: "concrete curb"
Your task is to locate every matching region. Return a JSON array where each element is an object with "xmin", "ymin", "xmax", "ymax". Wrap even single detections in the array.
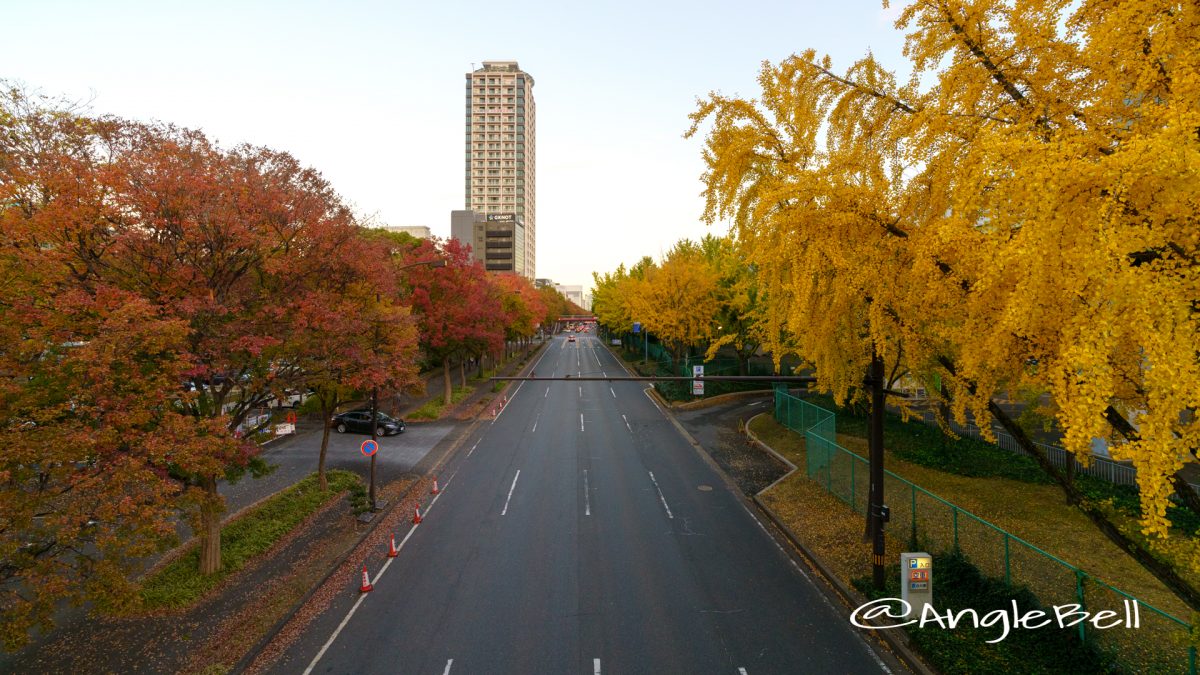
[
  {"xmin": 670, "ymin": 388, "xmax": 777, "ymax": 410},
  {"xmin": 744, "ymin": 415, "xmax": 935, "ymax": 675},
  {"xmin": 228, "ymin": 479, "xmax": 420, "ymax": 675},
  {"xmin": 610, "ymin": 349, "xmax": 916, "ymax": 673}
]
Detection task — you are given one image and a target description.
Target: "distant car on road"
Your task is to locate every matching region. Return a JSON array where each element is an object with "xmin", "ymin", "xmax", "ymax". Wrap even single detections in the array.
[
  {"xmin": 568, "ymin": 334, "xmax": 576, "ymax": 343},
  {"xmin": 331, "ymin": 410, "xmax": 406, "ymax": 436}
]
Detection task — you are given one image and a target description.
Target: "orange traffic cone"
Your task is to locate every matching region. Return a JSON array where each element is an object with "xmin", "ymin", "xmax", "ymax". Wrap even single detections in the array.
[
  {"xmin": 502, "ymin": 396, "xmax": 508, "ymax": 407},
  {"xmin": 413, "ymin": 505, "xmax": 423, "ymax": 524},
  {"xmin": 387, "ymin": 533, "xmax": 398, "ymax": 558},
  {"xmin": 360, "ymin": 564, "xmax": 373, "ymax": 592},
  {"xmin": 431, "ymin": 477, "xmax": 440, "ymax": 495}
]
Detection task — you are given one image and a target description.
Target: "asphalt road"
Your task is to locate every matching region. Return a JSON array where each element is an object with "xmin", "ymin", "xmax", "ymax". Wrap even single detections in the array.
[{"xmin": 271, "ymin": 333, "xmax": 893, "ymax": 675}]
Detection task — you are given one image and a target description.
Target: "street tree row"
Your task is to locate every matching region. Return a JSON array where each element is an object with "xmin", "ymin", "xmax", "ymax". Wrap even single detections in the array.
[
  {"xmin": 0, "ymin": 85, "xmax": 558, "ymax": 647},
  {"xmin": 600, "ymin": 0, "xmax": 1200, "ymax": 611}
]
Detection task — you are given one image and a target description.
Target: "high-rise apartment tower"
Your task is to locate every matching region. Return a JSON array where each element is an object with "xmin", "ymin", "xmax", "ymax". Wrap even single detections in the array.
[{"xmin": 465, "ymin": 61, "xmax": 535, "ymax": 278}]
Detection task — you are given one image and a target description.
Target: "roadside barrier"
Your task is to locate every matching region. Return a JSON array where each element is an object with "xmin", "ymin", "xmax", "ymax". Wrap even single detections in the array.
[{"xmin": 773, "ymin": 388, "xmax": 1197, "ymax": 673}]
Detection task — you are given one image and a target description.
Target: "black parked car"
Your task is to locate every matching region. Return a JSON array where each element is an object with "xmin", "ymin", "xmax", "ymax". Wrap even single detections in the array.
[{"xmin": 331, "ymin": 410, "xmax": 406, "ymax": 436}]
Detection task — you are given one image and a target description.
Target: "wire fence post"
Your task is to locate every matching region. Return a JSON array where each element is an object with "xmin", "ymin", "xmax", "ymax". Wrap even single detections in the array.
[
  {"xmin": 851, "ymin": 458, "xmax": 857, "ymax": 511},
  {"xmin": 1004, "ymin": 533, "xmax": 1011, "ymax": 586},
  {"xmin": 1075, "ymin": 569, "xmax": 1088, "ymax": 644},
  {"xmin": 826, "ymin": 441, "xmax": 833, "ymax": 491},
  {"xmin": 952, "ymin": 505, "xmax": 959, "ymax": 551}
]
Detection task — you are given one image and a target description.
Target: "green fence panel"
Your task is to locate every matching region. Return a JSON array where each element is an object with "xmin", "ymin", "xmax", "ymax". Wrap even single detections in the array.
[{"xmin": 769, "ymin": 388, "xmax": 1195, "ymax": 674}]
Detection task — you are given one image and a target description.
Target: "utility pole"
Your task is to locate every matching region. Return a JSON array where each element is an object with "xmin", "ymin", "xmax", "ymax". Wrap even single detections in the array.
[
  {"xmin": 866, "ymin": 350, "xmax": 887, "ymax": 589},
  {"xmin": 369, "ymin": 384, "xmax": 378, "ymax": 511}
]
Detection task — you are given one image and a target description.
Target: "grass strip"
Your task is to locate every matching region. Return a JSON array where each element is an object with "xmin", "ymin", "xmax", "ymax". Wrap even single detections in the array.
[
  {"xmin": 750, "ymin": 413, "xmax": 1192, "ymax": 672},
  {"xmin": 140, "ymin": 470, "xmax": 364, "ymax": 610},
  {"xmin": 407, "ymin": 386, "xmax": 474, "ymax": 420}
]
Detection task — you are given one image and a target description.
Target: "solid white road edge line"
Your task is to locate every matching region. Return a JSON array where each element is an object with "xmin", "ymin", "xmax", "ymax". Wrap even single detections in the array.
[
  {"xmin": 648, "ymin": 471, "xmax": 674, "ymax": 519},
  {"xmin": 302, "ymin": 479, "xmax": 449, "ymax": 675},
  {"xmin": 501, "ymin": 469, "xmax": 521, "ymax": 515}
]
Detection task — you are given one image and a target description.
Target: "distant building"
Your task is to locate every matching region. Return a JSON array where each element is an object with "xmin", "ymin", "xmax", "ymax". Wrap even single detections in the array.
[
  {"xmin": 534, "ymin": 278, "xmax": 554, "ymax": 288},
  {"xmin": 555, "ymin": 284, "xmax": 584, "ymax": 308},
  {"xmin": 465, "ymin": 61, "xmax": 536, "ymax": 279},
  {"xmin": 381, "ymin": 225, "xmax": 432, "ymax": 239},
  {"xmin": 451, "ymin": 209, "xmax": 524, "ymax": 273}
]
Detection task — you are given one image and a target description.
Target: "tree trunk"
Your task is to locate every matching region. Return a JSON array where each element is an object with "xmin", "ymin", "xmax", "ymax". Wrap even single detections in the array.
[
  {"xmin": 1104, "ymin": 405, "xmax": 1200, "ymax": 520},
  {"xmin": 198, "ymin": 475, "xmax": 223, "ymax": 575},
  {"xmin": 443, "ymin": 359, "xmax": 452, "ymax": 406},
  {"xmin": 460, "ymin": 359, "xmax": 467, "ymax": 387},
  {"xmin": 477, "ymin": 353, "xmax": 485, "ymax": 379},
  {"xmin": 318, "ymin": 411, "xmax": 332, "ymax": 491}
]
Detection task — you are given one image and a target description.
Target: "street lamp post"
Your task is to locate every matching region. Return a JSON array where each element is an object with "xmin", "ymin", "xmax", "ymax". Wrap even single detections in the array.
[{"xmin": 366, "ymin": 256, "xmax": 446, "ymax": 512}]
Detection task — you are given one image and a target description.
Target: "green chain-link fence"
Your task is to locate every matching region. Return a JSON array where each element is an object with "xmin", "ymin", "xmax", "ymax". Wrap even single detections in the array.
[
  {"xmin": 774, "ymin": 387, "xmax": 1197, "ymax": 673},
  {"xmin": 616, "ymin": 332, "xmax": 796, "ymax": 400}
]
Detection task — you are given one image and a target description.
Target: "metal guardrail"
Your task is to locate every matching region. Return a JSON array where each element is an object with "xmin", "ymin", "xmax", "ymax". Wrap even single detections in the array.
[{"xmin": 914, "ymin": 409, "xmax": 1140, "ymax": 487}]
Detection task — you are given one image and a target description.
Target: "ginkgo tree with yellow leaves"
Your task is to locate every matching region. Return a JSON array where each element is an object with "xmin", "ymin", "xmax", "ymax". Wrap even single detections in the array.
[
  {"xmin": 687, "ymin": 0, "xmax": 1200, "ymax": 610},
  {"xmin": 593, "ymin": 238, "xmax": 761, "ymax": 367}
]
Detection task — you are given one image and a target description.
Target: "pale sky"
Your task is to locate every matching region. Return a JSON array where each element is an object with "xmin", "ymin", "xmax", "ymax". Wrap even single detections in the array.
[{"xmin": 3, "ymin": 0, "xmax": 908, "ymax": 294}]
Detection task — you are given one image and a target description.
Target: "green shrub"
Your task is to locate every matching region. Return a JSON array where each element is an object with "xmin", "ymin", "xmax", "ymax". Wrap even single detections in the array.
[
  {"xmin": 852, "ymin": 551, "xmax": 1113, "ymax": 674},
  {"xmin": 797, "ymin": 393, "xmax": 1200, "ymax": 533},
  {"xmin": 799, "ymin": 393, "xmax": 1050, "ymax": 484},
  {"xmin": 140, "ymin": 470, "xmax": 362, "ymax": 610}
]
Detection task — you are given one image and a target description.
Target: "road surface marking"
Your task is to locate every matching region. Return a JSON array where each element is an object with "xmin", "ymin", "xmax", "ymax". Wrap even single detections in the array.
[
  {"xmin": 545, "ymin": 387, "xmax": 549, "ymax": 398},
  {"xmin": 532, "ymin": 413, "xmax": 540, "ymax": 433},
  {"xmin": 610, "ymin": 387, "xmax": 616, "ymax": 398},
  {"xmin": 303, "ymin": 483, "xmax": 448, "ymax": 674},
  {"xmin": 738, "ymin": 669, "xmax": 748, "ymax": 675},
  {"xmin": 648, "ymin": 471, "xmax": 674, "ymax": 519},
  {"xmin": 579, "ymin": 385, "xmax": 582, "ymax": 397},
  {"xmin": 584, "ymin": 469, "xmax": 591, "ymax": 516},
  {"xmin": 501, "ymin": 470, "xmax": 521, "ymax": 515},
  {"xmin": 468, "ymin": 440, "xmax": 479, "ymax": 458},
  {"xmin": 444, "ymin": 659, "xmax": 454, "ymax": 674},
  {"xmin": 602, "ymin": 371, "xmax": 607, "ymax": 377},
  {"xmin": 580, "ymin": 413, "xmax": 585, "ymax": 432},
  {"xmin": 594, "ymin": 658, "xmax": 601, "ymax": 674},
  {"xmin": 622, "ymin": 414, "xmax": 632, "ymax": 433},
  {"xmin": 593, "ymin": 349, "xmax": 602, "ymax": 367}
]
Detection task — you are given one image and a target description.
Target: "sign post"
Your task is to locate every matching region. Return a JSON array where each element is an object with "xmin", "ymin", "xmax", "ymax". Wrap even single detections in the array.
[
  {"xmin": 900, "ymin": 552, "xmax": 933, "ymax": 618},
  {"xmin": 692, "ymin": 365, "xmax": 704, "ymax": 396}
]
